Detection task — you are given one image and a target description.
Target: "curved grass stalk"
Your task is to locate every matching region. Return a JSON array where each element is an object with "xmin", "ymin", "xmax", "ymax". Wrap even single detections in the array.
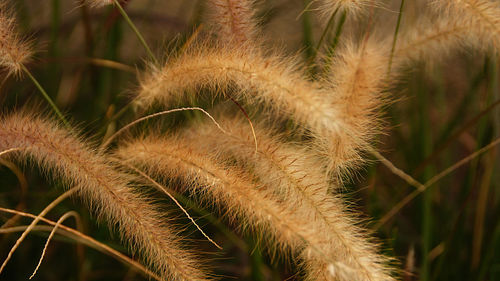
[
  {"xmin": 0, "ymin": 208, "xmax": 161, "ymax": 281},
  {"xmin": 124, "ymin": 163, "xmax": 223, "ymax": 250},
  {"xmin": 29, "ymin": 211, "xmax": 80, "ymax": 279},
  {"xmin": 101, "ymin": 107, "xmax": 228, "ymax": 149},
  {"xmin": 0, "ymin": 188, "xmax": 76, "ymax": 274},
  {"xmin": 375, "ymin": 136, "xmax": 500, "ymax": 229}
]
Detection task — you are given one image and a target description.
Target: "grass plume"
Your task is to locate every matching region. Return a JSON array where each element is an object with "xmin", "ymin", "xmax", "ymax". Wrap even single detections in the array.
[
  {"xmin": 320, "ymin": 38, "xmax": 389, "ymax": 177},
  {"xmin": 207, "ymin": 0, "xmax": 259, "ymax": 45},
  {"xmin": 0, "ymin": 112, "xmax": 207, "ymax": 280},
  {"xmin": 433, "ymin": 0, "xmax": 500, "ymax": 49},
  {"xmin": 117, "ymin": 135, "xmax": 395, "ymax": 281},
  {"xmin": 136, "ymin": 42, "xmax": 388, "ymax": 177},
  {"xmin": 184, "ymin": 116, "xmax": 396, "ymax": 280},
  {"xmin": 394, "ymin": 1, "xmax": 500, "ymax": 66},
  {"xmin": 0, "ymin": 2, "xmax": 32, "ymax": 76},
  {"xmin": 3, "ymin": 0, "xmax": 497, "ymax": 279}
]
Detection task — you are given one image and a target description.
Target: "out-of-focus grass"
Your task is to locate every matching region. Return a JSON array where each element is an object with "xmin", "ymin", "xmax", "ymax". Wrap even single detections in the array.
[{"xmin": 0, "ymin": 1, "xmax": 498, "ymax": 280}]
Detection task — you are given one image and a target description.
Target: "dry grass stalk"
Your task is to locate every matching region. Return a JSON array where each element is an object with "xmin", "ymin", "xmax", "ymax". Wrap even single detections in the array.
[
  {"xmin": 0, "ymin": 188, "xmax": 76, "ymax": 275},
  {"xmin": 0, "ymin": 207, "xmax": 161, "ymax": 281},
  {"xmin": 0, "ymin": 112, "xmax": 207, "ymax": 281},
  {"xmin": 29, "ymin": 211, "xmax": 80, "ymax": 279}
]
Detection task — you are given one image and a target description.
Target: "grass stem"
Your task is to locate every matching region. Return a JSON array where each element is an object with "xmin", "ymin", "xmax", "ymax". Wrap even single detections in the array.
[
  {"xmin": 21, "ymin": 65, "xmax": 69, "ymax": 127},
  {"xmin": 310, "ymin": 7, "xmax": 339, "ymax": 65},
  {"xmin": 387, "ymin": 0, "xmax": 405, "ymax": 75},
  {"xmin": 113, "ymin": 0, "xmax": 158, "ymax": 65}
]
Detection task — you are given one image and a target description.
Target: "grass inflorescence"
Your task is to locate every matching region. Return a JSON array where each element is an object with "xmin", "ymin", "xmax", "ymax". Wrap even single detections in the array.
[{"xmin": 0, "ymin": 0, "xmax": 498, "ymax": 280}]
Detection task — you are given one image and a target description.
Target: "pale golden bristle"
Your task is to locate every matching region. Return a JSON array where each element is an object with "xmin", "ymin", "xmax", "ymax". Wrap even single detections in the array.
[
  {"xmin": 182, "ymin": 117, "xmax": 396, "ymax": 280},
  {"xmin": 320, "ymin": 39, "xmax": 389, "ymax": 177},
  {"xmin": 319, "ymin": 0, "xmax": 375, "ymax": 18},
  {"xmin": 86, "ymin": 0, "xmax": 114, "ymax": 8},
  {"xmin": 181, "ymin": 115, "xmax": 333, "ymax": 197}
]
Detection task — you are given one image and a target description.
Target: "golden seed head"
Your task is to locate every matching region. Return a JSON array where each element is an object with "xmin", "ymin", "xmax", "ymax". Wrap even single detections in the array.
[{"xmin": 0, "ymin": 3, "xmax": 32, "ymax": 76}]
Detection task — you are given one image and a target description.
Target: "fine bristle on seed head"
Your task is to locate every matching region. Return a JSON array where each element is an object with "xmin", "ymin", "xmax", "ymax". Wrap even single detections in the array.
[
  {"xmin": 207, "ymin": 0, "xmax": 259, "ymax": 45},
  {"xmin": 0, "ymin": 2, "xmax": 32, "ymax": 76},
  {"xmin": 319, "ymin": 0, "xmax": 376, "ymax": 19},
  {"xmin": 86, "ymin": 0, "xmax": 114, "ymax": 8}
]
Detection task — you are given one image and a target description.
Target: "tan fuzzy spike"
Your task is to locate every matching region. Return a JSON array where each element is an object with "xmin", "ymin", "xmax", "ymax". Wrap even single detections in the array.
[
  {"xmin": 0, "ymin": 3, "xmax": 32, "ymax": 76},
  {"xmin": 433, "ymin": 0, "xmax": 500, "ymax": 49},
  {"xmin": 207, "ymin": 0, "xmax": 258, "ymax": 45},
  {"xmin": 118, "ymin": 136, "xmax": 313, "ymax": 253},
  {"xmin": 117, "ymin": 136, "xmax": 395, "ymax": 281},
  {"xmin": 322, "ymin": 39, "xmax": 389, "ymax": 177},
  {"xmin": 183, "ymin": 117, "xmax": 395, "ymax": 280},
  {"xmin": 0, "ymin": 112, "xmax": 208, "ymax": 281},
  {"xmin": 182, "ymin": 115, "xmax": 333, "ymax": 197},
  {"xmin": 136, "ymin": 44, "xmax": 384, "ymax": 177},
  {"xmin": 394, "ymin": 1, "xmax": 500, "ymax": 66}
]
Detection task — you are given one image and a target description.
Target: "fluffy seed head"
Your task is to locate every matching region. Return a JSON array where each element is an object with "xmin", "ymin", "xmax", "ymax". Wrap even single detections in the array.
[
  {"xmin": 181, "ymin": 116, "xmax": 396, "ymax": 280},
  {"xmin": 182, "ymin": 115, "xmax": 334, "ymax": 196},
  {"xmin": 394, "ymin": 0, "xmax": 500, "ymax": 67},
  {"xmin": 0, "ymin": 3, "xmax": 32, "ymax": 76},
  {"xmin": 433, "ymin": 0, "xmax": 500, "ymax": 50},
  {"xmin": 0, "ymin": 112, "xmax": 208, "ymax": 281},
  {"xmin": 207, "ymin": 0, "xmax": 258, "ymax": 45},
  {"xmin": 117, "ymin": 135, "xmax": 395, "ymax": 281},
  {"xmin": 136, "ymin": 44, "xmax": 376, "ymax": 177},
  {"xmin": 319, "ymin": 38, "xmax": 389, "ymax": 178}
]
